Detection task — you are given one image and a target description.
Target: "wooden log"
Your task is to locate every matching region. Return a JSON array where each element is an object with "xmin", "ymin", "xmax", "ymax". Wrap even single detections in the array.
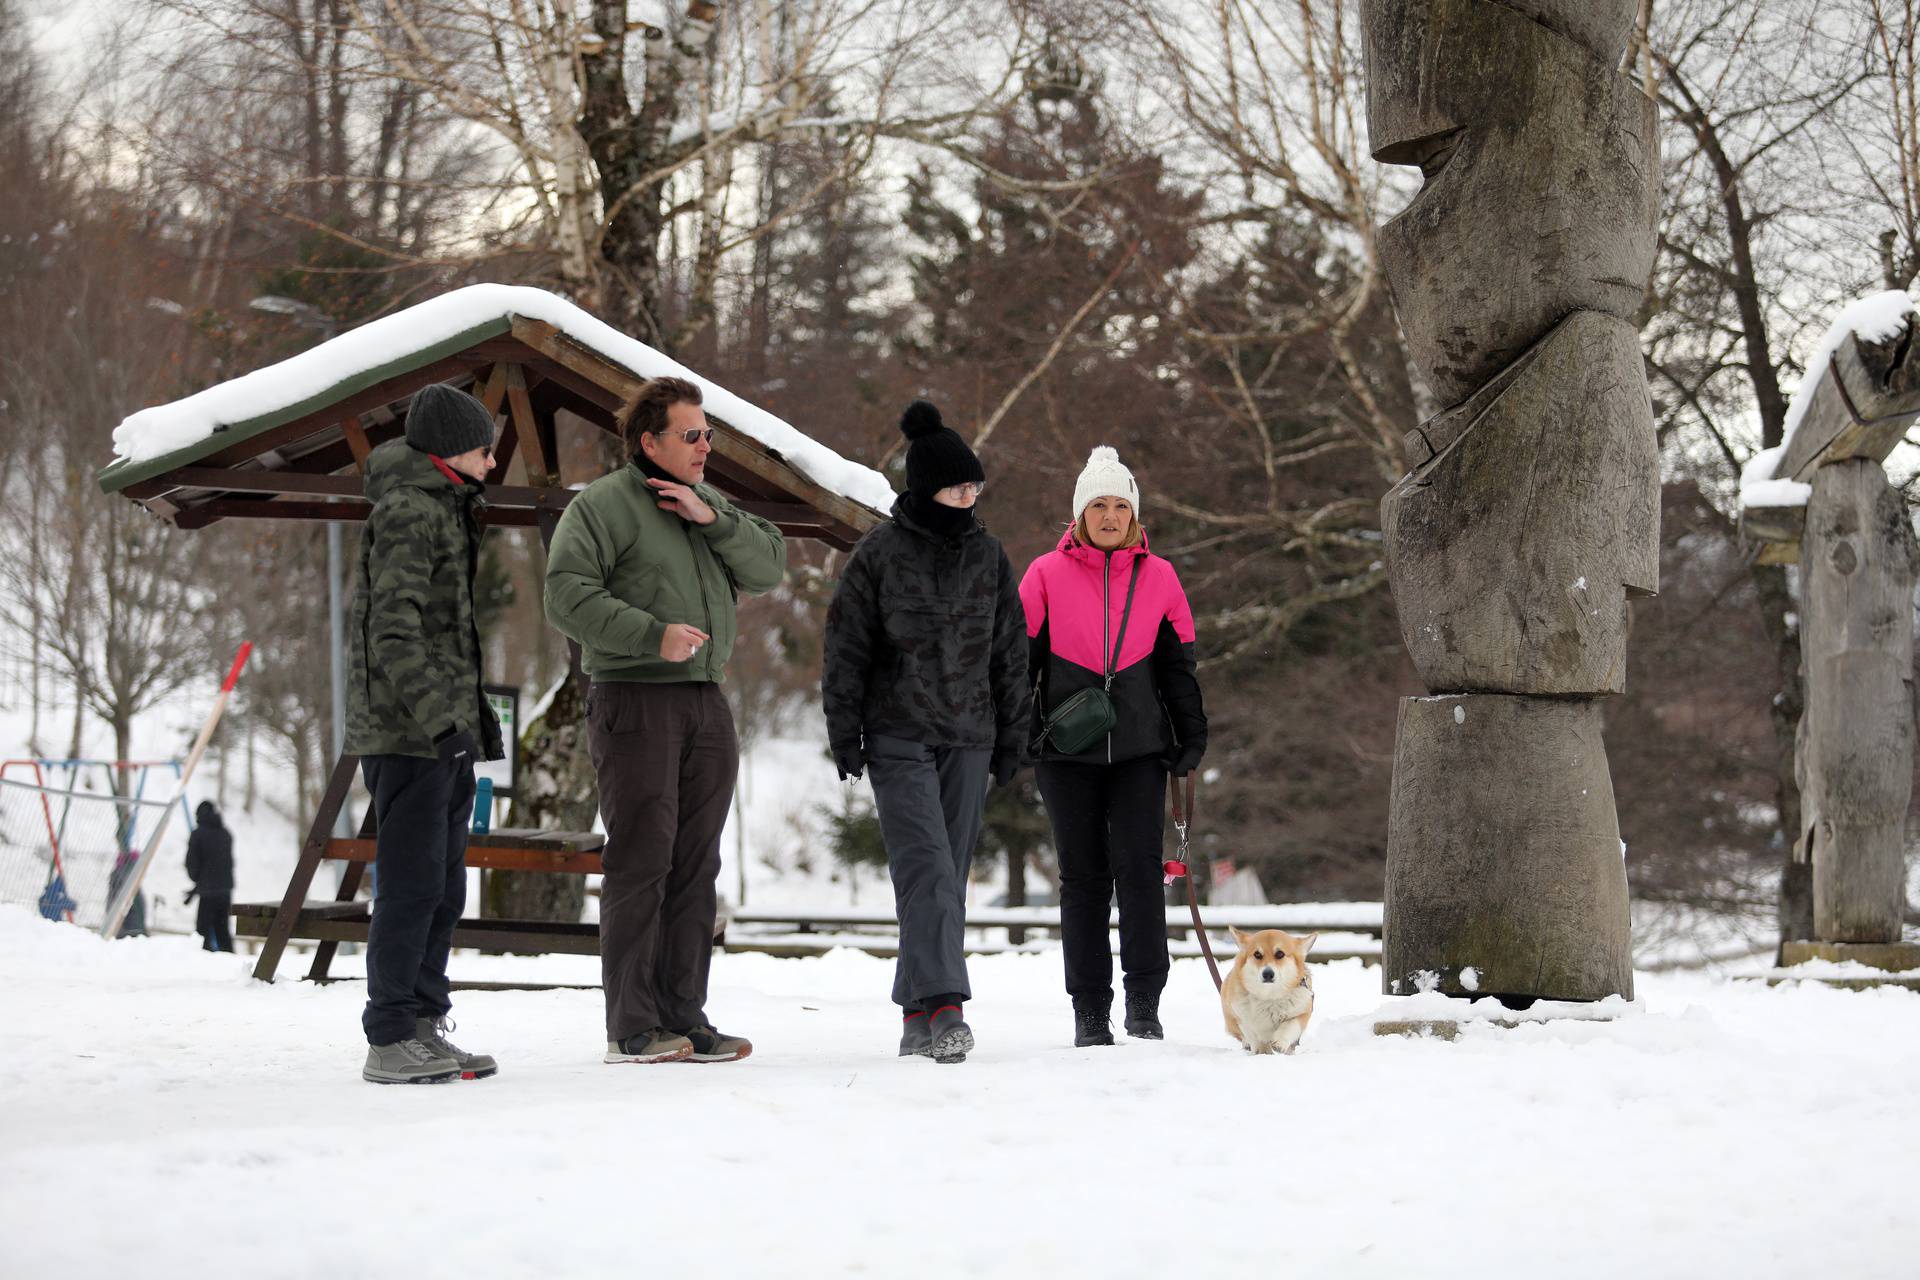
[
  {"xmin": 1382, "ymin": 693, "xmax": 1634, "ymax": 1002},
  {"xmin": 1739, "ymin": 501, "xmax": 1807, "ymax": 555},
  {"xmin": 1775, "ymin": 319, "xmax": 1920, "ymax": 483},
  {"xmin": 1382, "ymin": 311, "xmax": 1659, "ymax": 694},
  {"xmin": 1363, "ymin": 0, "xmax": 1658, "ymax": 406},
  {"xmin": 1797, "ymin": 459, "xmax": 1916, "ymax": 942}
]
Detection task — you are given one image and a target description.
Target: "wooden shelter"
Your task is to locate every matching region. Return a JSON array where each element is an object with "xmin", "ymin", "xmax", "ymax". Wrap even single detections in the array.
[
  {"xmin": 100, "ymin": 307, "xmax": 878, "ymax": 550},
  {"xmin": 98, "ymin": 289, "xmax": 888, "ymax": 984}
]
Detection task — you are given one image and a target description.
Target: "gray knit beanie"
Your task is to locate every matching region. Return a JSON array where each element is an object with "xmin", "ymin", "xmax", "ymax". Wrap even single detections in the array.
[{"xmin": 405, "ymin": 383, "xmax": 495, "ymax": 457}]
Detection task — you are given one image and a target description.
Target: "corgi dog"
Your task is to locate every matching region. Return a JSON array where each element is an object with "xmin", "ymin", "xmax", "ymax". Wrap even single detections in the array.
[{"xmin": 1221, "ymin": 927, "xmax": 1317, "ymax": 1054}]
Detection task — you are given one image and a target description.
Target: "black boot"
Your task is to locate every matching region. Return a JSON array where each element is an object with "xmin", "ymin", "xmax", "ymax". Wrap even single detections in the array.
[
  {"xmin": 1072, "ymin": 994, "xmax": 1115, "ymax": 1047},
  {"xmin": 1123, "ymin": 990, "xmax": 1163, "ymax": 1040}
]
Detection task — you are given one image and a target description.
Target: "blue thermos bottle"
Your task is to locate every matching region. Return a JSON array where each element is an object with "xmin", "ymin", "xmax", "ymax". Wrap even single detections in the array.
[{"xmin": 472, "ymin": 776, "xmax": 493, "ymax": 834}]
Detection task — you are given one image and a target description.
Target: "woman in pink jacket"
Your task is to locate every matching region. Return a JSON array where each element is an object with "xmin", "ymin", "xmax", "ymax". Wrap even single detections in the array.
[{"xmin": 1020, "ymin": 446, "xmax": 1207, "ymax": 1046}]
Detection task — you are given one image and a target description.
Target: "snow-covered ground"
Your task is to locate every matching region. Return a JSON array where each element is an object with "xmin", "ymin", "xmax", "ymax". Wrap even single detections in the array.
[{"xmin": 2, "ymin": 906, "xmax": 1915, "ymax": 1279}]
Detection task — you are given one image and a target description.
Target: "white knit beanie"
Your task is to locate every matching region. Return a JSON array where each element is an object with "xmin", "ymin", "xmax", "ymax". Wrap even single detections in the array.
[{"xmin": 1072, "ymin": 445, "xmax": 1140, "ymax": 522}]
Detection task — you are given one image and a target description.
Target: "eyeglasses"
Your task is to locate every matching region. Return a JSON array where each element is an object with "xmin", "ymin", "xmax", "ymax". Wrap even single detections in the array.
[
  {"xmin": 940, "ymin": 482, "xmax": 985, "ymax": 498},
  {"xmin": 653, "ymin": 427, "xmax": 716, "ymax": 445}
]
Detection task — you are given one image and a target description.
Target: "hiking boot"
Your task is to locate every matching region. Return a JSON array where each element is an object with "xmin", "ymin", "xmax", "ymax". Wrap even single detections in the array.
[
  {"xmin": 363, "ymin": 1038, "xmax": 459, "ymax": 1084},
  {"xmin": 416, "ymin": 1016, "xmax": 498, "ymax": 1079},
  {"xmin": 1123, "ymin": 991, "xmax": 1164, "ymax": 1040},
  {"xmin": 928, "ymin": 1004, "xmax": 974, "ymax": 1064},
  {"xmin": 604, "ymin": 1028, "xmax": 695, "ymax": 1064},
  {"xmin": 1072, "ymin": 995, "xmax": 1115, "ymax": 1047},
  {"xmin": 675, "ymin": 1024, "xmax": 752, "ymax": 1063},
  {"xmin": 899, "ymin": 1010, "xmax": 932, "ymax": 1058}
]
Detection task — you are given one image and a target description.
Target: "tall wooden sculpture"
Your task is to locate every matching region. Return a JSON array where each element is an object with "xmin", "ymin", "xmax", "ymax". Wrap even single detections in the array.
[
  {"xmin": 1364, "ymin": 0, "xmax": 1658, "ymax": 1003},
  {"xmin": 1741, "ymin": 300, "xmax": 1920, "ymax": 977}
]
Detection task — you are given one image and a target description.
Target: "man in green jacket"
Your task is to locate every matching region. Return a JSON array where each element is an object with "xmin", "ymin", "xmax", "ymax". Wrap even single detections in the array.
[
  {"xmin": 545, "ymin": 376, "xmax": 786, "ymax": 1065},
  {"xmin": 347, "ymin": 382, "xmax": 505, "ymax": 1084}
]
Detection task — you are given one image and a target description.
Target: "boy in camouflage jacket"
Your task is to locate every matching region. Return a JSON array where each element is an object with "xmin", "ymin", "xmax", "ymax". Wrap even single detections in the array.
[{"xmin": 346, "ymin": 383, "xmax": 504, "ymax": 1085}]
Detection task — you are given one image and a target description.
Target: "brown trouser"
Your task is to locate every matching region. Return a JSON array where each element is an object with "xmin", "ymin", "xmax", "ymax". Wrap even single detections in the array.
[{"xmin": 587, "ymin": 680, "xmax": 738, "ymax": 1041}]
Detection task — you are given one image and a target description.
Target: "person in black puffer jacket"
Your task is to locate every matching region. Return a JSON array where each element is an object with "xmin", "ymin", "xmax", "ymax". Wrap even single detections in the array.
[
  {"xmin": 822, "ymin": 401, "xmax": 1031, "ymax": 1063},
  {"xmin": 184, "ymin": 800, "xmax": 235, "ymax": 952}
]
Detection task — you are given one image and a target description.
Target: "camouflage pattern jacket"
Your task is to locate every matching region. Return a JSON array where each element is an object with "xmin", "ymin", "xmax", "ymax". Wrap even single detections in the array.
[
  {"xmin": 822, "ymin": 496, "xmax": 1030, "ymax": 758},
  {"xmin": 542, "ymin": 459, "xmax": 786, "ymax": 684},
  {"xmin": 345, "ymin": 439, "xmax": 504, "ymax": 761}
]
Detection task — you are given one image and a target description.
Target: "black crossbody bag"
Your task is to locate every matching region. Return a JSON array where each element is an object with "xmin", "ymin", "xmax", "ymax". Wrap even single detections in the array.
[{"xmin": 1041, "ymin": 558, "xmax": 1143, "ymax": 755}]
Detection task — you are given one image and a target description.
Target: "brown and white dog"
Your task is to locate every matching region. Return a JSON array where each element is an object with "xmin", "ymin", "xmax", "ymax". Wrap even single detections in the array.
[{"xmin": 1221, "ymin": 927, "xmax": 1316, "ymax": 1054}]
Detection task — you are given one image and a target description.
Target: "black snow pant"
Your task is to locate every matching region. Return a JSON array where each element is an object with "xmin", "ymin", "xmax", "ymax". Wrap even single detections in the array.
[
  {"xmin": 1035, "ymin": 754, "xmax": 1170, "ymax": 1003},
  {"xmin": 588, "ymin": 681, "xmax": 738, "ymax": 1042},
  {"xmin": 360, "ymin": 754, "xmax": 474, "ymax": 1046},
  {"xmin": 196, "ymin": 893, "xmax": 233, "ymax": 952},
  {"xmin": 867, "ymin": 733, "xmax": 991, "ymax": 1009}
]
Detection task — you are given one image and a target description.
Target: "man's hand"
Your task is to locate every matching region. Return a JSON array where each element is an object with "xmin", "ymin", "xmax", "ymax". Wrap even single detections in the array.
[
  {"xmin": 660, "ymin": 622, "xmax": 711, "ymax": 663},
  {"xmin": 647, "ymin": 477, "xmax": 716, "ymax": 525}
]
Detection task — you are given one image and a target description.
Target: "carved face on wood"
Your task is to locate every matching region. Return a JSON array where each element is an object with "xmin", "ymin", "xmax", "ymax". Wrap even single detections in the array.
[{"xmin": 1362, "ymin": 0, "xmax": 1658, "ymax": 406}]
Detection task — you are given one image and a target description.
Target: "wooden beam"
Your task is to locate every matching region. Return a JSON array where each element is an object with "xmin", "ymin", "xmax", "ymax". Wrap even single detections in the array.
[
  {"xmin": 1739, "ymin": 501, "xmax": 1807, "ymax": 557},
  {"xmin": 341, "ymin": 418, "xmax": 372, "ymax": 473},
  {"xmin": 1778, "ymin": 320, "xmax": 1920, "ymax": 482},
  {"xmin": 510, "ymin": 316, "xmax": 647, "ymax": 405},
  {"xmin": 506, "ymin": 364, "xmax": 553, "ymax": 486},
  {"xmin": 167, "ymin": 468, "xmax": 361, "ymax": 497},
  {"xmin": 476, "ymin": 362, "xmax": 510, "ymax": 417}
]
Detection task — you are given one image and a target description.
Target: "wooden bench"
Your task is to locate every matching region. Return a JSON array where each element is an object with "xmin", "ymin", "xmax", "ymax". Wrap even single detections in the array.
[{"xmin": 243, "ymin": 810, "xmax": 608, "ymax": 982}]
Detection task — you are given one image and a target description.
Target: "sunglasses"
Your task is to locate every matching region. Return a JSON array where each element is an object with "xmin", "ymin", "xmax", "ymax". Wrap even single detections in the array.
[{"xmin": 653, "ymin": 427, "xmax": 716, "ymax": 445}]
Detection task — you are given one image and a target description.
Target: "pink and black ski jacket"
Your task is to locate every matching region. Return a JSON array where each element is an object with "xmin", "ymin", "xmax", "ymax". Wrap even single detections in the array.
[{"xmin": 1018, "ymin": 530, "xmax": 1207, "ymax": 768}]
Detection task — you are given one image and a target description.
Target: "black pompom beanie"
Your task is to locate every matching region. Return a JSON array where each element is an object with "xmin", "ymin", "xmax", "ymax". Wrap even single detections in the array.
[
  {"xmin": 900, "ymin": 399, "xmax": 984, "ymax": 498},
  {"xmin": 405, "ymin": 383, "xmax": 496, "ymax": 458}
]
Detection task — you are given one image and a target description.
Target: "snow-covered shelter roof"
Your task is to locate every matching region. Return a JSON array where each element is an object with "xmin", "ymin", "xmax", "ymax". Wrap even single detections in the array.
[{"xmin": 98, "ymin": 284, "xmax": 892, "ymax": 550}]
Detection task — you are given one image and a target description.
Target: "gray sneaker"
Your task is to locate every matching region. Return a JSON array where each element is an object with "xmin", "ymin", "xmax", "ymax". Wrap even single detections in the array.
[
  {"xmin": 363, "ymin": 1037, "xmax": 459, "ymax": 1084},
  {"xmin": 675, "ymin": 1024, "xmax": 752, "ymax": 1063},
  {"xmin": 604, "ymin": 1028, "xmax": 695, "ymax": 1064},
  {"xmin": 928, "ymin": 1004, "xmax": 973, "ymax": 1064},
  {"xmin": 899, "ymin": 1010, "xmax": 932, "ymax": 1057},
  {"xmin": 415, "ymin": 1016, "xmax": 497, "ymax": 1079}
]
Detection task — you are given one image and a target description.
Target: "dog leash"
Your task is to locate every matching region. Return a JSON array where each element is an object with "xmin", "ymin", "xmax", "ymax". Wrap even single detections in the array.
[{"xmin": 1163, "ymin": 773, "xmax": 1223, "ymax": 991}]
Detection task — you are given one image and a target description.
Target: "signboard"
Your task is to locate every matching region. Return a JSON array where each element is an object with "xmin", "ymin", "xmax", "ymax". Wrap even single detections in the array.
[{"xmin": 477, "ymin": 683, "xmax": 519, "ymax": 802}]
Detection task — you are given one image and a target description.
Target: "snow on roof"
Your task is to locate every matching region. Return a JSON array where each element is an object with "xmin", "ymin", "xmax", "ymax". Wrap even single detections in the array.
[
  {"xmin": 1738, "ymin": 289, "xmax": 1917, "ymax": 511},
  {"xmin": 108, "ymin": 283, "xmax": 896, "ymax": 515}
]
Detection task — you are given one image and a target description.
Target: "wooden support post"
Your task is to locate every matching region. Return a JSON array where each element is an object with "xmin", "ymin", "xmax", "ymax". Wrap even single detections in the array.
[
  {"xmin": 506, "ymin": 365, "xmax": 554, "ymax": 487},
  {"xmin": 253, "ymin": 751, "xmax": 360, "ymax": 982},
  {"xmin": 1798, "ymin": 459, "xmax": 1918, "ymax": 942},
  {"xmin": 307, "ymin": 803, "xmax": 376, "ymax": 982}
]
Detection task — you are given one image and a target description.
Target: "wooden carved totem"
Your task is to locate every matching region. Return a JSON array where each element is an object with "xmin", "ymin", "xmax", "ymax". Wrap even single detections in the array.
[{"xmin": 1364, "ymin": 0, "xmax": 1658, "ymax": 1002}]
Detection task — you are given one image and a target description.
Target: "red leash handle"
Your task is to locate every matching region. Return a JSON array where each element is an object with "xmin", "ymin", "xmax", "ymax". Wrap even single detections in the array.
[
  {"xmin": 1163, "ymin": 772, "xmax": 1222, "ymax": 991},
  {"xmin": 1163, "ymin": 773, "xmax": 1195, "ymax": 884}
]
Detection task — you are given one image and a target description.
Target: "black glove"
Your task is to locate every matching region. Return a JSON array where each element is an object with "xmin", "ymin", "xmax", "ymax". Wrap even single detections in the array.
[
  {"xmin": 991, "ymin": 750, "xmax": 1021, "ymax": 789},
  {"xmin": 433, "ymin": 728, "xmax": 478, "ymax": 765},
  {"xmin": 832, "ymin": 742, "xmax": 865, "ymax": 782},
  {"xmin": 1165, "ymin": 741, "xmax": 1205, "ymax": 778}
]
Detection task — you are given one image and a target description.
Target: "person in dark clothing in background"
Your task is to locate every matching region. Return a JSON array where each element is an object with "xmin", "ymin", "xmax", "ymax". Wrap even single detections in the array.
[
  {"xmin": 184, "ymin": 800, "xmax": 235, "ymax": 952},
  {"xmin": 1021, "ymin": 446, "xmax": 1207, "ymax": 1047},
  {"xmin": 822, "ymin": 400, "xmax": 1031, "ymax": 1064},
  {"xmin": 346, "ymin": 382, "xmax": 505, "ymax": 1085}
]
